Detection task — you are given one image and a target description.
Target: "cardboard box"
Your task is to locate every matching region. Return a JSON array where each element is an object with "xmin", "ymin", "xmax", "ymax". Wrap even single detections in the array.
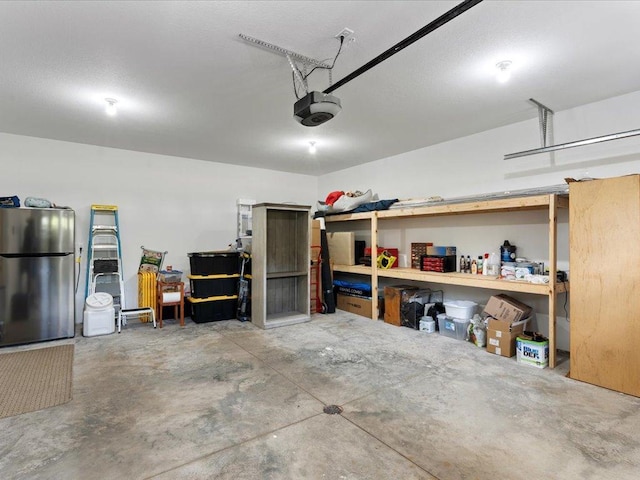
[
  {"xmin": 516, "ymin": 333, "xmax": 549, "ymax": 368},
  {"xmin": 487, "ymin": 317, "xmax": 528, "ymax": 333},
  {"xmin": 336, "ymin": 293, "xmax": 372, "ymax": 318},
  {"xmin": 311, "ymin": 220, "xmax": 320, "ymax": 246},
  {"xmin": 483, "ymin": 294, "xmax": 532, "ymax": 323},
  {"xmin": 486, "ymin": 320, "xmax": 526, "ymax": 357},
  {"xmin": 426, "ymin": 246, "xmax": 456, "ymax": 256},
  {"xmin": 334, "ymin": 284, "xmax": 372, "ymax": 298},
  {"xmin": 311, "ymin": 220, "xmax": 321, "ymax": 264},
  {"xmin": 327, "ymin": 232, "xmax": 355, "ymax": 265},
  {"xmin": 487, "ymin": 329, "xmax": 520, "ymax": 357}
]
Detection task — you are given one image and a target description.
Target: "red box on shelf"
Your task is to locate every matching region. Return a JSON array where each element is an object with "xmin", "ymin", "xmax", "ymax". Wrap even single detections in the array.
[{"xmin": 363, "ymin": 247, "xmax": 399, "ymax": 268}]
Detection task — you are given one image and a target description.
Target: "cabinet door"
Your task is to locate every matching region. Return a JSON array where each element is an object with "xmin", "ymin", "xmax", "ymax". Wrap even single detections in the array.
[{"xmin": 569, "ymin": 175, "xmax": 640, "ymax": 397}]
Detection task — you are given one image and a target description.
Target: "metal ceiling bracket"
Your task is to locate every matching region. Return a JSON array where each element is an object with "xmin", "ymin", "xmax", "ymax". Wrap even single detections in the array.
[
  {"xmin": 239, "ymin": 34, "xmax": 331, "ymax": 69},
  {"xmin": 286, "ymin": 54, "xmax": 308, "ymax": 93},
  {"xmin": 529, "ymin": 98, "xmax": 554, "ymax": 148}
]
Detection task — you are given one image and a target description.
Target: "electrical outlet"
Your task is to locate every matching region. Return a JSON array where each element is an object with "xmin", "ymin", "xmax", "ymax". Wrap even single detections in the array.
[{"xmin": 335, "ymin": 28, "xmax": 354, "ymax": 40}]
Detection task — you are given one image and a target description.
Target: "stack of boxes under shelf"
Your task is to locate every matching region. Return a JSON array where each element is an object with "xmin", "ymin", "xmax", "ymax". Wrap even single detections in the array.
[
  {"xmin": 485, "ymin": 294, "xmax": 533, "ymax": 358},
  {"xmin": 187, "ymin": 251, "xmax": 240, "ymax": 323}
]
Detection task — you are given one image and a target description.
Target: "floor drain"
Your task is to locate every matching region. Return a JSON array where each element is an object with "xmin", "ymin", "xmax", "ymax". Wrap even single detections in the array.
[{"xmin": 323, "ymin": 405, "xmax": 343, "ymax": 415}]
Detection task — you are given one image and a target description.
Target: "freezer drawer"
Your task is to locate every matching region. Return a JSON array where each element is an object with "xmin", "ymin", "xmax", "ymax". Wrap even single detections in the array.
[{"xmin": 0, "ymin": 254, "xmax": 75, "ymax": 346}]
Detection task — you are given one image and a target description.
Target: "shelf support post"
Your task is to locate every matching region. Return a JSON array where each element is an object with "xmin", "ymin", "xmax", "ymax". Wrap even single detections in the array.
[
  {"xmin": 371, "ymin": 213, "xmax": 379, "ymax": 320},
  {"xmin": 548, "ymin": 194, "xmax": 558, "ymax": 368}
]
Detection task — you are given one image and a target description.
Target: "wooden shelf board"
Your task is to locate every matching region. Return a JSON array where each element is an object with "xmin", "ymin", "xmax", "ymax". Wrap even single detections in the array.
[
  {"xmin": 324, "ymin": 195, "xmax": 569, "ymax": 222},
  {"xmin": 377, "ymin": 194, "xmax": 567, "ymax": 219},
  {"xmin": 332, "ymin": 264, "xmax": 372, "ymax": 275},
  {"xmin": 376, "ymin": 268, "xmax": 566, "ymax": 295},
  {"xmin": 267, "ymin": 271, "xmax": 308, "ymax": 279},
  {"xmin": 325, "ymin": 211, "xmax": 374, "ymax": 222}
]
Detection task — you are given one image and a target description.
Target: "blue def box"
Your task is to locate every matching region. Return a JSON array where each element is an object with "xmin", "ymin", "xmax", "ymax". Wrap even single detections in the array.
[{"xmin": 426, "ymin": 246, "xmax": 457, "ymax": 256}]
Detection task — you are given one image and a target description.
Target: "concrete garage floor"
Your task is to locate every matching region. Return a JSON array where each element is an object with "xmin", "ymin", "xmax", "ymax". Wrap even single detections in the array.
[{"xmin": 1, "ymin": 311, "xmax": 639, "ymax": 479}]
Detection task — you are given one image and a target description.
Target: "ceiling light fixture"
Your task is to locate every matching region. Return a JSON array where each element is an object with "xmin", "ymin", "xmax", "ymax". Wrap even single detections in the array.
[
  {"xmin": 104, "ymin": 98, "xmax": 118, "ymax": 116},
  {"xmin": 496, "ymin": 60, "xmax": 512, "ymax": 83},
  {"xmin": 308, "ymin": 141, "xmax": 317, "ymax": 154}
]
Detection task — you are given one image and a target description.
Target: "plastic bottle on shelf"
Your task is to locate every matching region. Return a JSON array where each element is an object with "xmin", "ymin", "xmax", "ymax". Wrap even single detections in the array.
[
  {"xmin": 488, "ymin": 252, "xmax": 499, "ymax": 276},
  {"xmin": 477, "ymin": 256, "xmax": 483, "ymax": 275},
  {"xmin": 466, "ymin": 255, "xmax": 472, "ymax": 273},
  {"xmin": 459, "ymin": 255, "xmax": 466, "ymax": 273},
  {"xmin": 471, "ymin": 258, "xmax": 477, "ymax": 274},
  {"xmin": 483, "ymin": 253, "xmax": 489, "ymax": 275}
]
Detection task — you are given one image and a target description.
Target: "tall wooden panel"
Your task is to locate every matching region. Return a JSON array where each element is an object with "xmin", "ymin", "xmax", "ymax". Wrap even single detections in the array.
[{"xmin": 569, "ymin": 175, "xmax": 640, "ymax": 397}]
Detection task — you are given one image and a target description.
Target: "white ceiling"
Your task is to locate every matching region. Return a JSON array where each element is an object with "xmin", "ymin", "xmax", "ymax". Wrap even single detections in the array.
[{"xmin": 2, "ymin": 1, "xmax": 640, "ymax": 175}]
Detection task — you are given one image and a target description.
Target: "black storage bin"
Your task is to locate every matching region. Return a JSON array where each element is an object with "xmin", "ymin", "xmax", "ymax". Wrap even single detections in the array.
[
  {"xmin": 189, "ymin": 275, "xmax": 239, "ymax": 298},
  {"xmin": 188, "ymin": 251, "xmax": 239, "ymax": 275},
  {"xmin": 188, "ymin": 297, "xmax": 237, "ymax": 323}
]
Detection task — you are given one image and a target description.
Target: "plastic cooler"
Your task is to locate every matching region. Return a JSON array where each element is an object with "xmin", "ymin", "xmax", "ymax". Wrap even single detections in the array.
[{"xmin": 83, "ymin": 292, "xmax": 115, "ymax": 337}]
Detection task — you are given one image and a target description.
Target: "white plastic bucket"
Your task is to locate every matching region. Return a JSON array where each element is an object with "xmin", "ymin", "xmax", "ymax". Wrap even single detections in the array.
[
  {"xmin": 83, "ymin": 293, "xmax": 115, "ymax": 337},
  {"xmin": 443, "ymin": 300, "xmax": 477, "ymax": 320}
]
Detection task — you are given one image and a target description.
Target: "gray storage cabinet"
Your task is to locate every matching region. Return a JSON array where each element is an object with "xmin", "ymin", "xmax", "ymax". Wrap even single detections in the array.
[{"xmin": 251, "ymin": 203, "xmax": 311, "ymax": 329}]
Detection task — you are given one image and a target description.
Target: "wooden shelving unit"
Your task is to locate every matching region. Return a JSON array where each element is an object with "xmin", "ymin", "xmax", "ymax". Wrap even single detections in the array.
[
  {"xmin": 252, "ymin": 203, "xmax": 311, "ymax": 329},
  {"xmin": 326, "ymin": 193, "xmax": 569, "ymax": 368}
]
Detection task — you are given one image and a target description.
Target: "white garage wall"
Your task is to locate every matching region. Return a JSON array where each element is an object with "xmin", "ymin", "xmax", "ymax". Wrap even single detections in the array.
[
  {"xmin": 318, "ymin": 90, "xmax": 640, "ymax": 199},
  {"xmin": 4, "ymin": 90, "xmax": 639, "ymax": 340},
  {"xmin": 1, "ymin": 133, "xmax": 318, "ymax": 323},
  {"xmin": 318, "ymin": 90, "xmax": 640, "ymax": 350}
]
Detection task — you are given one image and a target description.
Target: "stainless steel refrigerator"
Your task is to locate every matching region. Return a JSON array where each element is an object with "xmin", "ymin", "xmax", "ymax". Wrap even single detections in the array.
[{"xmin": 0, "ymin": 207, "xmax": 75, "ymax": 346}]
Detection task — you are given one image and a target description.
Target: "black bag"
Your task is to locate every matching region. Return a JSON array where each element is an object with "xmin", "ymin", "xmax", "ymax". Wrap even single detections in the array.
[
  {"xmin": 400, "ymin": 301, "xmax": 425, "ymax": 329},
  {"xmin": 400, "ymin": 289, "xmax": 445, "ymax": 330}
]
